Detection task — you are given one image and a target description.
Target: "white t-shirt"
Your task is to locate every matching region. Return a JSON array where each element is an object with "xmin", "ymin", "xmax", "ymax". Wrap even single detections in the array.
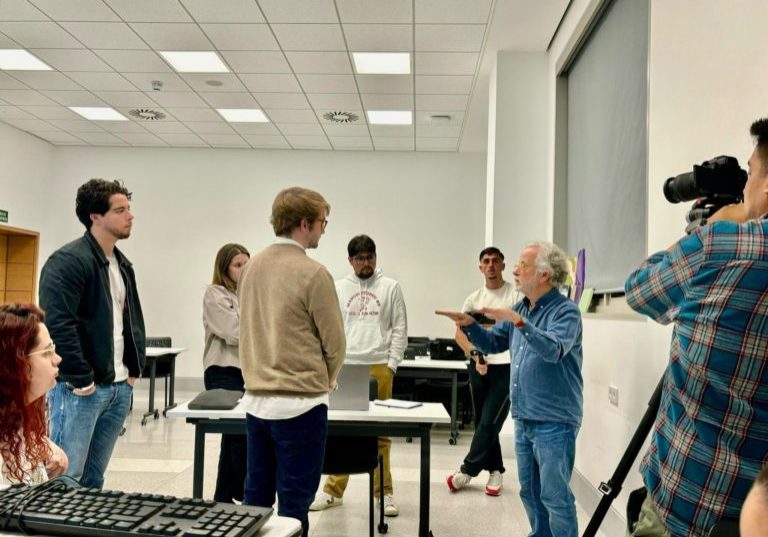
[
  {"xmin": 461, "ymin": 281, "xmax": 520, "ymax": 365},
  {"xmin": 0, "ymin": 452, "xmax": 48, "ymax": 488},
  {"xmin": 107, "ymin": 256, "xmax": 129, "ymax": 383}
]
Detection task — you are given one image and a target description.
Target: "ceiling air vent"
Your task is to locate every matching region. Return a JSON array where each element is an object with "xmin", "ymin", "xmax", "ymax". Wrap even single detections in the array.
[
  {"xmin": 429, "ymin": 114, "xmax": 452, "ymax": 123},
  {"xmin": 323, "ymin": 111, "xmax": 359, "ymax": 123},
  {"xmin": 128, "ymin": 108, "xmax": 166, "ymax": 121}
]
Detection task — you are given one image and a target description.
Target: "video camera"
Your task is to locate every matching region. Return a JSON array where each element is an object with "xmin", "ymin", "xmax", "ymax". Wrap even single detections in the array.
[{"xmin": 663, "ymin": 155, "xmax": 747, "ymax": 233}]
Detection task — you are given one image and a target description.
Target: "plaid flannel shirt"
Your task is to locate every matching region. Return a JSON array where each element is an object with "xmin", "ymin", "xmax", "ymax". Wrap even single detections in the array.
[{"xmin": 625, "ymin": 217, "xmax": 768, "ymax": 537}]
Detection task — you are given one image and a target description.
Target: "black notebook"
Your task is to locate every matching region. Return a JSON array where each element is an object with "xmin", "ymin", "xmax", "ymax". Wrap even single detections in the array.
[{"xmin": 188, "ymin": 388, "xmax": 243, "ymax": 410}]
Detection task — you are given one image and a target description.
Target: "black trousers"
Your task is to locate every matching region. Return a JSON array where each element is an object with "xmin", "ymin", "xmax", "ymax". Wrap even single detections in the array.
[
  {"xmin": 460, "ymin": 363, "xmax": 511, "ymax": 476},
  {"xmin": 204, "ymin": 365, "xmax": 247, "ymax": 503}
]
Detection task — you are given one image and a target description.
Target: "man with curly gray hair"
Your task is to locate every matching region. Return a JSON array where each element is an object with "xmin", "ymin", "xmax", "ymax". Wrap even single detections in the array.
[{"xmin": 436, "ymin": 240, "xmax": 583, "ymax": 537}]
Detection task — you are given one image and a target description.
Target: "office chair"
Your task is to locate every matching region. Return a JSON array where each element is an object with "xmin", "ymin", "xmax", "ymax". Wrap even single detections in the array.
[
  {"xmin": 322, "ymin": 378, "xmax": 388, "ymax": 536},
  {"xmin": 144, "ymin": 336, "xmax": 174, "ymax": 408}
]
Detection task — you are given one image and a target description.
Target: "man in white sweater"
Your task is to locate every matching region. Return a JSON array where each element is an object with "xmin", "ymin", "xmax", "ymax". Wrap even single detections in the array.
[{"xmin": 311, "ymin": 235, "xmax": 408, "ymax": 517}]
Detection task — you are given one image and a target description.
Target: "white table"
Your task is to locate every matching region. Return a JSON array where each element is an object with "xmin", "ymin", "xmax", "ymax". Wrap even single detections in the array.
[
  {"xmin": 142, "ymin": 346, "xmax": 186, "ymax": 425},
  {"xmin": 398, "ymin": 358, "xmax": 469, "ymax": 444},
  {"xmin": 168, "ymin": 400, "xmax": 449, "ymax": 537}
]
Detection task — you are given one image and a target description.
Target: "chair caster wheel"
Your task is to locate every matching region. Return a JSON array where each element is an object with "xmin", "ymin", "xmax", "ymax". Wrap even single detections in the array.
[
  {"xmin": 378, "ymin": 522, "xmax": 388, "ymax": 533},
  {"xmin": 405, "ymin": 437, "xmax": 412, "ymax": 443},
  {"xmin": 449, "ymin": 437, "xmax": 457, "ymax": 445}
]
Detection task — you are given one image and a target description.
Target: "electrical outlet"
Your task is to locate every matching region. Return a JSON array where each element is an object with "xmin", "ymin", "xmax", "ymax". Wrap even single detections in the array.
[{"xmin": 608, "ymin": 385, "xmax": 619, "ymax": 407}]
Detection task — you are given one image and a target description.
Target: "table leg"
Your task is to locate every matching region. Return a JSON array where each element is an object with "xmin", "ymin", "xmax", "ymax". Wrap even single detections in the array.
[
  {"xmin": 449, "ymin": 371, "xmax": 458, "ymax": 445},
  {"xmin": 142, "ymin": 358, "xmax": 159, "ymax": 426},
  {"xmin": 193, "ymin": 424, "xmax": 205, "ymax": 498},
  {"xmin": 419, "ymin": 424, "xmax": 432, "ymax": 537},
  {"xmin": 163, "ymin": 356, "xmax": 178, "ymax": 416}
]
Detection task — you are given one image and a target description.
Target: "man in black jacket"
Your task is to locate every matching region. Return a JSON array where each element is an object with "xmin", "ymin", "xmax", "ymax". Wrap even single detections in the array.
[{"xmin": 41, "ymin": 179, "xmax": 145, "ymax": 489}]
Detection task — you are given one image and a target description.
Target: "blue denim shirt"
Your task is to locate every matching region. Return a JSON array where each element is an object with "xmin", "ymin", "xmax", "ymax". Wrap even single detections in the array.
[{"xmin": 464, "ymin": 288, "xmax": 584, "ymax": 426}]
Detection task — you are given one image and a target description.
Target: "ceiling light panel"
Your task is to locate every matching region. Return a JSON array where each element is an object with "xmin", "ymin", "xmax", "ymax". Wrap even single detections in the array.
[
  {"xmin": 159, "ymin": 51, "xmax": 229, "ymax": 73},
  {"xmin": 0, "ymin": 49, "xmax": 52, "ymax": 71},
  {"xmin": 353, "ymin": 53, "xmax": 410, "ymax": 74},
  {"xmin": 69, "ymin": 106, "xmax": 129, "ymax": 121},
  {"xmin": 367, "ymin": 110, "xmax": 412, "ymax": 125},
  {"xmin": 216, "ymin": 108, "xmax": 269, "ymax": 123}
]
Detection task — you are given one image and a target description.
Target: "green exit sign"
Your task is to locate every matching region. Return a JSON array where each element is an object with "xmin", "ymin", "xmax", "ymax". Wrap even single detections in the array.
[{"xmin": 0, "ymin": 209, "xmax": 7, "ymax": 223}]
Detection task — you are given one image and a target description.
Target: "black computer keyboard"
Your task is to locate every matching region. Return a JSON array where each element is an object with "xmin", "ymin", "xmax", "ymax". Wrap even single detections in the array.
[{"xmin": 0, "ymin": 479, "xmax": 272, "ymax": 537}]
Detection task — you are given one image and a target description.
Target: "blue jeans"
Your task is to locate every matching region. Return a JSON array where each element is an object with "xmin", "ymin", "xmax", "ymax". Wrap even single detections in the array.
[
  {"xmin": 48, "ymin": 380, "xmax": 132, "ymax": 489},
  {"xmin": 244, "ymin": 405, "xmax": 327, "ymax": 537},
  {"xmin": 514, "ymin": 419, "xmax": 579, "ymax": 537}
]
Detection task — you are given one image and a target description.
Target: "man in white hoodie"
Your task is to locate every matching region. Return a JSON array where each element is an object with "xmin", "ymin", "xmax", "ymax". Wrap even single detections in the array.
[{"xmin": 310, "ymin": 235, "xmax": 408, "ymax": 517}]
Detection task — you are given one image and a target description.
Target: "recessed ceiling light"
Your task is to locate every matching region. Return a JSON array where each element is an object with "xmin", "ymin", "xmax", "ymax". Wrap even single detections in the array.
[
  {"xmin": 0, "ymin": 49, "xmax": 52, "ymax": 71},
  {"xmin": 159, "ymin": 51, "xmax": 229, "ymax": 73},
  {"xmin": 367, "ymin": 110, "xmax": 412, "ymax": 125},
  {"xmin": 69, "ymin": 107, "xmax": 128, "ymax": 121},
  {"xmin": 353, "ymin": 53, "xmax": 410, "ymax": 74},
  {"xmin": 217, "ymin": 108, "xmax": 269, "ymax": 123}
]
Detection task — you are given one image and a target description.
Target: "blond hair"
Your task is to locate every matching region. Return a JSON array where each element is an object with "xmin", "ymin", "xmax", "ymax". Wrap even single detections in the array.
[{"xmin": 270, "ymin": 187, "xmax": 330, "ymax": 237}]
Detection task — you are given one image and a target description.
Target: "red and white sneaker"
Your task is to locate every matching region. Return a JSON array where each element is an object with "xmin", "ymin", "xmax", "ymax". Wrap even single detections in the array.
[
  {"xmin": 447, "ymin": 470, "xmax": 471, "ymax": 492},
  {"xmin": 485, "ymin": 471, "xmax": 503, "ymax": 496}
]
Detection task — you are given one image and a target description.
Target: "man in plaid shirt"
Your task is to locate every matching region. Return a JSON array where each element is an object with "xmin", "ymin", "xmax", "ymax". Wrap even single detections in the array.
[{"xmin": 624, "ymin": 118, "xmax": 768, "ymax": 537}]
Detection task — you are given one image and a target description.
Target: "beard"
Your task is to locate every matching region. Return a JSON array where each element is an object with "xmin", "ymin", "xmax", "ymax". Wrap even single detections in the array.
[{"xmin": 356, "ymin": 268, "xmax": 374, "ymax": 279}]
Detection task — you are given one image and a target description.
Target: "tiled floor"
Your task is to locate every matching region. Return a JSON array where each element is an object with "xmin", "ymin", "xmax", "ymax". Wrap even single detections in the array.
[{"xmin": 107, "ymin": 388, "xmax": 607, "ymax": 537}]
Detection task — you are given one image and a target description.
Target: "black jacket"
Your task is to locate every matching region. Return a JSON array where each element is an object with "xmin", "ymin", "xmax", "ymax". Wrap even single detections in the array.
[{"xmin": 39, "ymin": 231, "xmax": 146, "ymax": 388}]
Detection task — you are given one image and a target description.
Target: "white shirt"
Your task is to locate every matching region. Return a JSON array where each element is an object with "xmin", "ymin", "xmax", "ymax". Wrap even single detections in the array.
[
  {"xmin": 461, "ymin": 281, "xmax": 520, "ymax": 365},
  {"xmin": 107, "ymin": 255, "xmax": 129, "ymax": 382}
]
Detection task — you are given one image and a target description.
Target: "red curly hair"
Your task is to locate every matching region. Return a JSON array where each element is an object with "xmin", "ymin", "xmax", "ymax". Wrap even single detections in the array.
[{"xmin": 0, "ymin": 303, "xmax": 52, "ymax": 482}]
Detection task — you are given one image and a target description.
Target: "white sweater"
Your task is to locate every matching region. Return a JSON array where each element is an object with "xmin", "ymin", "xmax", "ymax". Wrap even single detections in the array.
[{"xmin": 335, "ymin": 269, "xmax": 408, "ymax": 371}]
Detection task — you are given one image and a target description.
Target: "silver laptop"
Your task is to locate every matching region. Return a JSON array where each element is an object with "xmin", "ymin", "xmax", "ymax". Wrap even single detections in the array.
[{"xmin": 329, "ymin": 365, "xmax": 370, "ymax": 411}]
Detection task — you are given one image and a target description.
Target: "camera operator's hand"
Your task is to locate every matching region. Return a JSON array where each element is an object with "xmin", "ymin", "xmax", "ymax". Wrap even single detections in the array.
[{"xmin": 708, "ymin": 203, "xmax": 747, "ymax": 224}]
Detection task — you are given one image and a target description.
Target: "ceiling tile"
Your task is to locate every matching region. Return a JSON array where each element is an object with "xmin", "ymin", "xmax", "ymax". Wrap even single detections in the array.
[
  {"xmin": 251, "ymin": 92, "xmax": 310, "ymax": 109},
  {"xmin": 0, "ymin": 89, "xmax": 58, "ymax": 105},
  {"xmin": 220, "ymin": 51, "xmax": 291, "ymax": 74},
  {"xmin": 372, "ymin": 137, "xmax": 413, "ymax": 150},
  {"xmin": 336, "ymin": 0, "xmax": 411, "ymax": 23},
  {"xmin": 0, "ymin": 34, "xmax": 19, "ymax": 48},
  {"xmin": 306, "ymin": 93, "xmax": 360, "ymax": 110},
  {"xmin": 416, "ymin": 137, "xmax": 458, "ymax": 150},
  {"xmin": 198, "ymin": 133, "xmax": 248, "ymax": 147},
  {"xmin": 11, "ymin": 71, "xmax": 83, "ymax": 90},
  {"xmin": 122, "ymin": 72, "xmax": 191, "ymax": 92},
  {"xmin": 47, "ymin": 119, "xmax": 105, "ymax": 132},
  {"xmin": 271, "ymin": 24, "xmax": 345, "ymax": 51},
  {"xmin": 61, "ymin": 22, "xmax": 148, "ymax": 49},
  {"xmin": 94, "ymin": 91, "xmax": 160, "ymax": 108},
  {"xmin": 2, "ymin": 117, "xmax": 56, "ymax": 131},
  {"xmin": 416, "ymin": 125, "xmax": 461, "ymax": 137},
  {"xmin": 97, "ymin": 120, "xmax": 149, "ymax": 133},
  {"xmin": 258, "ymin": 0, "xmax": 337, "ymax": 23},
  {"xmin": 230, "ymin": 122, "xmax": 280, "ymax": 135},
  {"xmin": 415, "ymin": 24, "xmax": 486, "ymax": 52},
  {"xmin": 286, "ymin": 51, "xmax": 351, "ymax": 75},
  {"xmin": 198, "ymin": 91, "xmax": 258, "ymax": 108},
  {"xmin": 30, "ymin": 0, "xmax": 119, "ymax": 21},
  {"xmin": 415, "ymin": 94, "xmax": 468, "ymax": 110},
  {"xmin": 130, "ymin": 23, "xmax": 212, "ymax": 50},
  {"xmin": 322, "ymin": 123, "xmax": 368, "ymax": 136},
  {"xmin": 415, "ymin": 52, "xmax": 479, "ymax": 75},
  {"xmin": 141, "ymin": 120, "xmax": 191, "ymax": 133},
  {"xmin": 163, "ymin": 107, "xmax": 219, "ymax": 121},
  {"xmin": 277, "ymin": 123, "xmax": 324, "ymax": 135},
  {"xmin": 242, "ymin": 134, "xmax": 289, "ymax": 148},
  {"xmin": 18, "ymin": 104, "xmax": 81, "ymax": 119},
  {"xmin": 356, "ymin": 74, "xmax": 412, "ymax": 94},
  {"xmin": 180, "ymin": 0, "xmax": 265, "ymax": 23},
  {"xmin": 415, "ymin": 109, "xmax": 464, "ymax": 125},
  {"xmin": 0, "ymin": 104, "xmax": 38, "ymax": 119},
  {"xmin": 116, "ymin": 132, "xmax": 167, "ymax": 145},
  {"xmin": 103, "ymin": 0, "xmax": 192, "ymax": 22},
  {"xmin": 76, "ymin": 131, "xmax": 126, "ymax": 144},
  {"xmin": 415, "ymin": 0, "xmax": 493, "ymax": 24},
  {"xmin": 66, "ymin": 72, "xmax": 136, "ymax": 91},
  {"xmin": 240, "ymin": 74, "xmax": 301, "ymax": 93},
  {"xmin": 360, "ymin": 93, "xmax": 413, "ymax": 110},
  {"xmin": 330, "ymin": 136, "xmax": 373, "ymax": 150},
  {"xmin": 265, "ymin": 109, "xmax": 318, "ymax": 123},
  {"xmin": 315, "ymin": 108, "xmax": 365, "ymax": 125},
  {"xmin": 201, "ymin": 23, "xmax": 279, "ymax": 51},
  {"xmin": 33, "ymin": 131, "xmax": 84, "ymax": 143},
  {"xmin": 415, "ymin": 75, "xmax": 473, "ymax": 94},
  {"xmin": 94, "ymin": 50, "xmax": 171, "ymax": 72},
  {"xmin": 42, "ymin": 90, "xmax": 105, "ymax": 106},
  {"xmin": 180, "ymin": 74, "xmax": 247, "ymax": 92},
  {"xmin": 157, "ymin": 132, "xmax": 207, "ymax": 145},
  {"xmin": 0, "ymin": 72, "xmax": 29, "ymax": 90},
  {"xmin": 343, "ymin": 24, "xmax": 412, "ymax": 52},
  {"xmin": 0, "ymin": 0, "xmax": 48, "ymax": 21},
  {"xmin": 33, "ymin": 49, "xmax": 113, "ymax": 72},
  {"xmin": 285, "ymin": 135, "xmax": 331, "ymax": 149},
  {"xmin": 297, "ymin": 74, "xmax": 356, "ymax": 93},
  {"xmin": 146, "ymin": 91, "xmax": 208, "ymax": 107},
  {"xmin": 0, "ymin": 21, "xmax": 84, "ymax": 48},
  {"xmin": 183, "ymin": 121, "xmax": 235, "ymax": 134},
  {"xmin": 369, "ymin": 124, "xmax": 413, "ymax": 137}
]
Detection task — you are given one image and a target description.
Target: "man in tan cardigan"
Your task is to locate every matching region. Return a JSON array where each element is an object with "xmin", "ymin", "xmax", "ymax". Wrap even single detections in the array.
[{"xmin": 238, "ymin": 187, "xmax": 345, "ymax": 537}]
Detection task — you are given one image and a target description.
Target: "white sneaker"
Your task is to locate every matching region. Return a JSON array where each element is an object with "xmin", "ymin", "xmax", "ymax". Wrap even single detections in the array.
[
  {"xmin": 383, "ymin": 494, "xmax": 399, "ymax": 517},
  {"xmin": 446, "ymin": 470, "xmax": 471, "ymax": 492},
  {"xmin": 485, "ymin": 471, "xmax": 503, "ymax": 496},
  {"xmin": 309, "ymin": 492, "xmax": 343, "ymax": 511}
]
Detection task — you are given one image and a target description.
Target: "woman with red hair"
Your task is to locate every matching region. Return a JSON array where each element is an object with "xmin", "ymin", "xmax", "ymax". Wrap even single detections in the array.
[{"xmin": 0, "ymin": 303, "xmax": 67, "ymax": 485}]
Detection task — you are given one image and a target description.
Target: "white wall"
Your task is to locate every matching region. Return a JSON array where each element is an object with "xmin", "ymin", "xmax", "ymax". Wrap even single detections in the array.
[
  {"xmin": 47, "ymin": 147, "xmax": 487, "ymax": 378},
  {"xmin": 542, "ymin": 0, "xmax": 768, "ymax": 518}
]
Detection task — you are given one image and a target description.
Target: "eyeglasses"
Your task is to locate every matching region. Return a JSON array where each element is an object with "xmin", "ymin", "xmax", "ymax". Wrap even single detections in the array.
[
  {"xmin": 352, "ymin": 254, "xmax": 376, "ymax": 263},
  {"xmin": 316, "ymin": 218, "xmax": 329, "ymax": 230},
  {"xmin": 28, "ymin": 342, "xmax": 56, "ymax": 359},
  {"xmin": 514, "ymin": 261, "xmax": 534, "ymax": 271}
]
